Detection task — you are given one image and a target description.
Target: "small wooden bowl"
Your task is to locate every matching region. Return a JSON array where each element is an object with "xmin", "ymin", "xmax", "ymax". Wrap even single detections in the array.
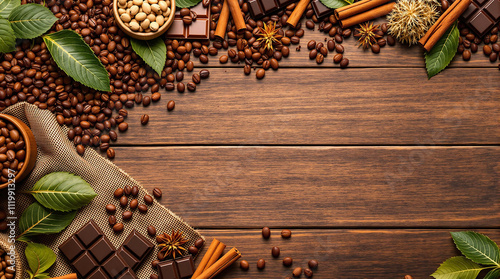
[
  {"xmin": 113, "ymin": 0, "xmax": 176, "ymax": 40},
  {"xmin": 0, "ymin": 114, "xmax": 37, "ymax": 190}
]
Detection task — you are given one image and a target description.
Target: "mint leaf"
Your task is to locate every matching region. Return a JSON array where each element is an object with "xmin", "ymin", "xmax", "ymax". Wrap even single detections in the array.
[
  {"xmin": 431, "ymin": 256, "xmax": 487, "ymax": 279},
  {"xmin": 176, "ymin": 0, "xmax": 200, "ymax": 8},
  {"xmin": 319, "ymin": 0, "xmax": 352, "ymax": 9},
  {"xmin": 451, "ymin": 231, "xmax": 500, "ymax": 267},
  {"xmin": 9, "ymin": 4, "xmax": 58, "ymax": 39},
  {"xmin": 43, "ymin": 30, "xmax": 110, "ymax": 92},
  {"xmin": 485, "ymin": 268, "xmax": 500, "ymax": 279},
  {"xmin": 17, "ymin": 203, "xmax": 77, "ymax": 241},
  {"xmin": 425, "ymin": 21, "xmax": 459, "ymax": 79},
  {"xmin": 0, "ymin": 0, "xmax": 20, "ymax": 18},
  {"xmin": 25, "ymin": 243, "xmax": 56, "ymax": 276},
  {"xmin": 130, "ymin": 37, "xmax": 166, "ymax": 76},
  {"xmin": 0, "ymin": 18, "xmax": 16, "ymax": 53}
]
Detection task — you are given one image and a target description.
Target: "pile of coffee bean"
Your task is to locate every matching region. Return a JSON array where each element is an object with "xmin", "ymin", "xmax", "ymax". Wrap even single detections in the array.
[
  {"xmin": 0, "ymin": 246, "xmax": 15, "ymax": 279},
  {"xmin": 0, "ymin": 119, "xmax": 27, "ymax": 184},
  {"xmin": 106, "ymin": 185, "xmax": 162, "ymax": 233}
]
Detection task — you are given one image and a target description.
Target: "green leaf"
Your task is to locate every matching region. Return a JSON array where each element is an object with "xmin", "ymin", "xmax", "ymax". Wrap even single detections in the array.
[
  {"xmin": 17, "ymin": 203, "xmax": 77, "ymax": 241},
  {"xmin": 431, "ymin": 256, "xmax": 488, "ymax": 279},
  {"xmin": 0, "ymin": 0, "xmax": 20, "ymax": 18},
  {"xmin": 25, "ymin": 243, "xmax": 56, "ymax": 276},
  {"xmin": 451, "ymin": 231, "xmax": 500, "ymax": 267},
  {"xmin": 485, "ymin": 268, "xmax": 500, "ymax": 279},
  {"xmin": 425, "ymin": 21, "xmax": 459, "ymax": 79},
  {"xmin": 176, "ymin": 0, "xmax": 200, "ymax": 8},
  {"xmin": 34, "ymin": 274, "xmax": 51, "ymax": 279},
  {"xmin": 8, "ymin": 4, "xmax": 58, "ymax": 39},
  {"xmin": 130, "ymin": 37, "xmax": 166, "ymax": 75},
  {"xmin": 0, "ymin": 18, "xmax": 16, "ymax": 53},
  {"xmin": 43, "ymin": 30, "xmax": 110, "ymax": 92},
  {"xmin": 318, "ymin": 0, "xmax": 352, "ymax": 9},
  {"xmin": 24, "ymin": 172, "xmax": 97, "ymax": 212}
]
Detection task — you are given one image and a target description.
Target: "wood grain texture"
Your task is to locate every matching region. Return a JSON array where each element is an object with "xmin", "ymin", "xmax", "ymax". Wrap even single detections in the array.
[
  {"xmin": 190, "ymin": 229, "xmax": 500, "ymax": 279},
  {"xmin": 113, "ymin": 68, "xmax": 500, "ymax": 145},
  {"xmin": 110, "ymin": 146, "xmax": 500, "ymax": 228}
]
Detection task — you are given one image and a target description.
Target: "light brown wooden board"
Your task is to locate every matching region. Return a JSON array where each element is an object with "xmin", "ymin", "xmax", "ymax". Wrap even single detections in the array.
[
  {"xmin": 187, "ymin": 229, "xmax": 500, "ymax": 279},
  {"xmin": 110, "ymin": 146, "xmax": 500, "ymax": 228},
  {"xmin": 113, "ymin": 68, "xmax": 500, "ymax": 145}
]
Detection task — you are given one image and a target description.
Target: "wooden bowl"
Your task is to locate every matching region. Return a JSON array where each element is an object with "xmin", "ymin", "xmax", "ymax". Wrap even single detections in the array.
[
  {"xmin": 113, "ymin": 0, "xmax": 176, "ymax": 40},
  {"xmin": 0, "ymin": 114, "xmax": 37, "ymax": 190}
]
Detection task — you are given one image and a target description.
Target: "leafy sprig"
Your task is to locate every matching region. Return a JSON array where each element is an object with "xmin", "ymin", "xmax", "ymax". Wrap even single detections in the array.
[{"xmin": 25, "ymin": 243, "xmax": 56, "ymax": 279}]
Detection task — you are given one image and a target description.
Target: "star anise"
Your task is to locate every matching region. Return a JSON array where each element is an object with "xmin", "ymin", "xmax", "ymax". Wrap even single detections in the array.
[
  {"xmin": 256, "ymin": 21, "xmax": 283, "ymax": 51},
  {"xmin": 156, "ymin": 230, "xmax": 189, "ymax": 260},
  {"xmin": 354, "ymin": 22, "xmax": 382, "ymax": 49}
]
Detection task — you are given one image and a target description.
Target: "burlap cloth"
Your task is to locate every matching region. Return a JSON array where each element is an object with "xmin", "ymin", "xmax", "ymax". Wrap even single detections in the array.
[{"xmin": 0, "ymin": 102, "xmax": 203, "ymax": 278}]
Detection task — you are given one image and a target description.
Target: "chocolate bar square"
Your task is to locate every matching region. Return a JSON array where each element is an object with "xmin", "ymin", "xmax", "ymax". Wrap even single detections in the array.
[
  {"xmin": 156, "ymin": 256, "xmax": 194, "ymax": 279},
  {"xmin": 165, "ymin": 2, "xmax": 210, "ymax": 39},
  {"xmin": 117, "ymin": 229, "xmax": 154, "ymax": 270},
  {"xmin": 454, "ymin": 0, "xmax": 500, "ymax": 37},
  {"xmin": 247, "ymin": 0, "xmax": 297, "ymax": 18},
  {"xmin": 311, "ymin": 0, "xmax": 333, "ymax": 18}
]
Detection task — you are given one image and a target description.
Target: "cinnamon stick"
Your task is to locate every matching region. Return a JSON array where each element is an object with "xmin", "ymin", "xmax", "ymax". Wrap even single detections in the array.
[
  {"xmin": 204, "ymin": 242, "xmax": 226, "ymax": 271},
  {"xmin": 286, "ymin": 0, "xmax": 311, "ymax": 28},
  {"xmin": 215, "ymin": 0, "xmax": 230, "ymax": 40},
  {"xmin": 51, "ymin": 274, "xmax": 78, "ymax": 279},
  {"xmin": 227, "ymin": 0, "xmax": 246, "ymax": 32},
  {"xmin": 191, "ymin": 239, "xmax": 222, "ymax": 279},
  {"xmin": 419, "ymin": 0, "xmax": 472, "ymax": 52},
  {"xmin": 334, "ymin": 0, "xmax": 391, "ymax": 21},
  {"xmin": 195, "ymin": 248, "xmax": 241, "ymax": 279},
  {"xmin": 339, "ymin": 2, "xmax": 394, "ymax": 28}
]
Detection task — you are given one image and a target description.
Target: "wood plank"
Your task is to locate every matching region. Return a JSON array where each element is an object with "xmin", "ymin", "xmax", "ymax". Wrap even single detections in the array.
[
  {"xmin": 114, "ymin": 68, "xmax": 500, "ymax": 145},
  {"xmin": 110, "ymin": 146, "xmax": 500, "ymax": 228},
  {"xmin": 187, "ymin": 18, "xmax": 496, "ymax": 68},
  {"xmin": 191, "ymin": 229, "xmax": 500, "ymax": 279}
]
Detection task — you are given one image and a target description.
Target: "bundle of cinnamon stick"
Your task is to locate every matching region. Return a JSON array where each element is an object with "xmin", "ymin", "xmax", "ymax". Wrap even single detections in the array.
[
  {"xmin": 214, "ymin": 0, "xmax": 246, "ymax": 40},
  {"xmin": 191, "ymin": 239, "xmax": 241, "ymax": 279},
  {"xmin": 334, "ymin": 0, "xmax": 395, "ymax": 28}
]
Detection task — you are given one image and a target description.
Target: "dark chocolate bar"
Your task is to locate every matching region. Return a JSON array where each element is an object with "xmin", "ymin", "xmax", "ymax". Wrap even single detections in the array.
[
  {"xmin": 157, "ymin": 256, "xmax": 195, "ymax": 279},
  {"xmin": 117, "ymin": 229, "xmax": 154, "ymax": 270},
  {"xmin": 455, "ymin": 0, "xmax": 500, "ymax": 37},
  {"xmin": 59, "ymin": 220, "xmax": 137, "ymax": 279},
  {"xmin": 311, "ymin": 0, "xmax": 333, "ymax": 18},
  {"xmin": 165, "ymin": 2, "xmax": 210, "ymax": 39},
  {"xmin": 247, "ymin": 0, "xmax": 297, "ymax": 18}
]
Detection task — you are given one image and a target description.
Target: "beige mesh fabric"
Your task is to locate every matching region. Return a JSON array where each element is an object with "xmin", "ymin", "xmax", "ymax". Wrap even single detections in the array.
[{"xmin": 0, "ymin": 102, "xmax": 203, "ymax": 278}]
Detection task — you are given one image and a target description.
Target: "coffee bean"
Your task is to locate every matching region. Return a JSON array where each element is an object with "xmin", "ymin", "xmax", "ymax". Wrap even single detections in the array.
[
  {"xmin": 271, "ymin": 246, "xmax": 280, "ymax": 257},
  {"xmin": 187, "ymin": 82, "xmax": 196, "ymax": 92},
  {"xmin": 109, "ymin": 215, "xmax": 117, "ymax": 226},
  {"xmin": 131, "ymin": 186, "xmax": 139, "ymax": 196},
  {"xmin": 118, "ymin": 122, "xmax": 128, "ymax": 132},
  {"xmin": 387, "ymin": 35, "xmax": 396, "ymax": 46},
  {"xmin": 293, "ymin": 267, "xmax": 302, "ymax": 277},
  {"xmin": 463, "ymin": 49, "xmax": 471, "ymax": 61},
  {"xmin": 309, "ymin": 49, "xmax": 317, "ymax": 59},
  {"xmin": 138, "ymin": 204, "xmax": 148, "ymax": 213},
  {"xmin": 486, "ymin": 44, "xmax": 494, "ymax": 56},
  {"xmin": 240, "ymin": 260, "xmax": 249, "ymax": 270},
  {"xmin": 130, "ymin": 198, "xmax": 138, "ymax": 210},
  {"xmin": 316, "ymin": 53, "xmax": 324, "ymax": 64},
  {"xmin": 308, "ymin": 259, "xmax": 319, "ymax": 269},
  {"xmin": 120, "ymin": 196, "xmax": 128, "ymax": 207},
  {"xmin": 371, "ymin": 44, "xmax": 380, "ymax": 53},
  {"xmin": 188, "ymin": 246, "xmax": 198, "ymax": 254},
  {"xmin": 167, "ymin": 100, "xmax": 175, "ymax": 111},
  {"xmin": 262, "ymin": 227, "xmax": 271, "ymax": 239},
  {"xmin": 124, "ymin": 186, "xmax": 132, "ymax": 195},
  {"xmin": 77, "ymin": 145, "xmax": 85, "ymax": 155},
  {"xmin": 306, "ymin": 20, "xmax": 315, "ymax": 29},
  {"xmin": 113, "ymin": 223, "xmax": 124, "ymax": 233},
  {"xmin": 281, "ymin": 229, "xmax": 292, "ymax": 238},
  {"xmin": 340, "ymin": 58, "xmax": 349, "ymax": 68},
  {"xmin": 152, "ymin": 92, "xmax": 162, "ymax": 102},
  {"xmin": 192, "ymin": 73, "xmax": 201, "ymax": 84},
  {"xmin": 153, "ymin": 188, "xmax": 162, "ymax": 198},
  {"xmin": 152, "ymin": 260, "xmax": 160, "ymax": 268},
  {"xmin": 106, "ymin": 204, "xmax": 116, "ymax": 213},
  {"xmin": 256, "ymin": 68, "xmax": 265, "ymax": 79},
  {"xmin": 122, "ymin": 210, "xmax": 132, "ymax": 220},
  {"xmin": 257, "ymin": 259, "xmax": 265, "ymax": 269},
  {"xmin": 307, "ymin": 40, "xmax": 316, "ymax": 50},
  {"xmin": 147, "ymin": 225, "xmax": 156, "ymax": 236},
  {"xmin": 177, "ymin": 82, "xmax": 185, "ymax": 93},
  {"xmin": 219, "ymin": 55, "xmax": 229, "ymax": 63},
  {"xmin": 195, "ymin": 238, "xmax": 204, "ymax": 248},
  {"xmin": 200, "ymin": 69, "xmax": 210, "ymax": 78},
  {"xmin": 107, "ymin": 148, "xmax": 115, "ymax": 159},
  {"xmin": 333, "ymin": 54, "xmax": 343, "ymax": 64},
  {"xmin": 144, "ymin": 194, "xmax": 154, "ymax": 204},
  {"xmin": 141, "ymin": 114, "xmax": 149, "ymax": 125},
  {"xmin": 304, "ymin": 268, "xmax": 313, "ymax": 277},
  {"xmin": 283, "ymin": 257, "xmax": 293, "ymax": 266},
  {"xmin": 114, "ymin": 188, "xmax": 124, "ymax": 198}
]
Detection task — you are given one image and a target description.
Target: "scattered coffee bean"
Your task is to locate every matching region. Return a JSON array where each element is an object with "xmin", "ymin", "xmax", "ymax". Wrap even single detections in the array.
[
  {"xmin": 271, "ymin": 246, "xmax": 280, "ymax": 257},
  {"xmin": 147, "ymin": 225, "xmax": 157, "ymax": 236},
  {"xmin": 188, "ymin": 246, "xmax": 198, "ymax": 254},
  {"xmin": 200, "ymin": 69, "xmax": 210, "ymax": 79},
  {"xmin": 113, "ymin": 222, "xmax": 124, "ymax": 233},
  {"xmin": 131, "ymin": 186, "xmax": 139, "ymax": 196},
  {"xmin": 153, "ymin": 188, "xmax": 162, "ymax": 198},
  {"xmin": 109, "ymin": 215, "xmax": 117, "ymax": 226},
  {"xmin": 187, "ymin": 82, "xmax": 196, "ymax": 92},
  {"xmin": 138, "ymin": 204, "xmax": 148, "ymax": 213},
  {"xmin": 107, "ymin": 148, "xmax": 116, "ymax": 159},
  {"xmin": 122, "ymin": 210, "xmax": 133, "ymax": 220},
  {"xmin": 262, "ymin": 227, "xmax": 271, "ymax": 239},
  {"xmin": 293, "ymin": 267, "xmax": 302, "ymax": 277},
  {"xmin": 240, "ymin": 260, "xmax": 249, "ymax": 270},
  {"xmin": 144, "ymin": 194, "xmax": 154, "ymax": 205},
  {"xmin": 130, "ymin": 199, "xmax": 138, "ymax": 210},
  {"xmin": 141, "ymin": 114, "xmax": 149, "ymax": 125},
  {"xmin": 120, "ymin": 195, "xmax": 128, "ymax": 207},
  {"xmin": 281, "ymin": 229, "xmax": 292, "ymax": 238},
  {"xmin": 340, "ymin": 58, "xmax": 349, "ymax": 68},
  {"xmin": 283, "ymin": 257, "xmax": 293, "ymax": 267},
  {"xmin": 304, "ymin": 268, "xmax": 313, "ymax": 277},
  {"xmin": 194, "ymin": 238, "xmax": 205, "ymax": 248},
  {"xmin": 167, "ymin": 100, "xmax": 175, "ymax": 111},
  {"xmin": 308, "ymin": 259, "xmax": 319, "ymax": 269},
  {"xmin": 106, "ymin": 204, "xmax": 116, "ymax": 213},
  {"xmin": 114, "ymin": 188, "xmax": 124, "ymax": 198},
  {"xmin": 256, "ymin": 68, "xmax": 265, "ymax": 79},
  {"xmin": 257, "ymin": 259, "xmax": 265, "ymax": 269},
  {"xmin": 124, "ymin": 186, "xmax": 132, "ymax": 195}
]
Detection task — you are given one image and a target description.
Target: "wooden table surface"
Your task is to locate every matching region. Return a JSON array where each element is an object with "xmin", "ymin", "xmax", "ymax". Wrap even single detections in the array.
[{"xmin": 109, "ymin": 18, "xmax": 500, "ymax": 278}]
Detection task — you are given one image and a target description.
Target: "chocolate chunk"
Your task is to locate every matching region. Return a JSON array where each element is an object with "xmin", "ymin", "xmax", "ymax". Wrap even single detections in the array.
[
  {"xmin": 247, "ymin": 0, "xmax": 297, "ymax": 18},
  {"xmin": 453, "ymin": 0, "xmax": 500, "ymax": 37},
  {"xmin": 165, "ymin": 2, "xmax": 210, "ymax": 39},
  {"xmin": 157, "ymin": 256, "xmax": 194, "ymax": 279},
  {"xmin": 117, "ymin": 229, "xmax": 154, "ymax": 270},
  {"xmin": 311, "ymin": 0, "xmax": 333, "ymax": 18}
]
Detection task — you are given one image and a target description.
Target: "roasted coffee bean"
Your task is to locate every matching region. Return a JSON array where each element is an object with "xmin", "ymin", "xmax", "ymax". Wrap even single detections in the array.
[
  {"xmin": 114, "ymin": 188, "xmax": 124, "ymax": 198},
  {"xmin": 200, "ymin": 69, "xmax": 210, "ymax": 78},
  {"xmin": 333, "ymin": 54, "xmax": 343, "ymax": 63},
  {"xmin": 130, "ymin": 198, "xmax": 138, "ymax": 210},
  {"xmin": 371, "ymin": 44, "xmax": 380, "ymax": 53},
  {"xmin": 463, "ymin": 49, "xmax": 471, "ymax": 61},
  {"xmin": 167, "ymin": 100, "xmax": 175, "ymax": 111},
  {"xmin": 131, "ymin": 186, "xmax": 139, "ymax": 196},
  {"xmin": 308, "ymin": 259, "xmax": 319, "ymax": 269},
  {"xmin": 177, "ymin": 82, "xmax": 185, "ymax": 93},
  {"xmin": 340, "ymin": 58, "xmax": 349, "ymax": 68},
  {"xmin": 152, "ymin": 92, "xmax": 162, "ymax": 102},
  {"xmin": 107, "ymin": 148, "xmax": 116, "ymax": 159},
  {"xmin": 147, "ymin": 225, "xmax": 156, "ymax": 236},
  {"xmin": 309, "ymin": 49, "xmax": 317, "ymax": 59},
  {"xmin": 316, "ymin": 53, "xmax": 324, "ymax": 64},
  {"xmin": 307, "ymin": 40, "xmax": 316, "ymax": 50},
  {"xmin": 187, "ymin": 82, "xmax": 196, "ymax": 92},
  {"xmin": 144, "ymin": 194, "xmax": 154, "ymax": 205},
  {"xmin": 293, "ymin": 267, "xmax": 302, "ymax": 277},
  {"xmin": 219, "ymin": 55, "xmax": 229, "ymax": 63},
  {"xmin": 109, "ymin": 215, "xmax": 117, "ymax": 226},
  {"xmin": 192, "ymin": 73, "xmax": 201, "ymax": 84},
  {"xmin": 118, "ymin": 122, "xmax": 128, "ymax": 132},
  {"xmin": 138, "ymin": 204, "xmax": 148, "ymax": 213},
  {"xmin": 240, "ymin": 260, "xmax": 249, "ymax": 270},
  {"xmin": 281, "ymin": 229, "xmax": 292, "ymax": 238},
  {"xmin": 387, "ymin": 35, "xmax": 396, "ymax": 46},
  {"xmin": 113, "ymin": 223, "xmax": 124, "ymax": 233},
  {"xmin": 188, "ymin": 246, "xmax": 198, "ymax": 254},
  {"xmin": 152, "ymin": 260, "xmax": 160, "ymax": 268},
  {"xmin": 490, "ymin": 52, "xmax": 497, "ymax": 62},
  {"xmin": 271, "ymin": 246, "xmax": 280, "ymax": 257},
  {"xmin": 122, "ymin": 210, "xmax": 133, "ymax": 220},
  {"xmin": 106, "ymin": 204, "xmax": 116, "ymax": 213},
  {"xmin": 256, "ymin": 68, "xmax": 265, "ymax": 79},
  {"xmin": 262, "ymin": 227, "xmax": 271, "ymax": 239},
  {"xmin": 304, "ymin": 268, "xmax": 313, "ymax": 277},
  {"xmin": 124, "ymin": 186, "xmax": 132, "ymax": 195},
  {"xmin": 194, "ymin": 238, "xmax": 204, "ymax": 248},
  {"xmin": 257, "ymin": 259, "xmax": 265, "ymax": 269},
  {"xmin": 283, "ymin": 257, "xmax": 293, "ymax": 266},
  {"xmin": 141, "ymin": 114, "xmax": 149, "ymax": 125},
  {"xmin": 120, "ymin": 195, "xmax": 128, "ymax": 207},
  {"xmin": 77, "ymin": 144, "xmax": 85, "ymax": 155},
  {"xmin": 153, "ymin": 188, "xmax": 162, "ymax": 198}
]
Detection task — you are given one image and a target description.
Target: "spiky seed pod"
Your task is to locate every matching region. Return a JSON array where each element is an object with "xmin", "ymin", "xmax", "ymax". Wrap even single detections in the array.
[{"xmin": 387, "ymin": 0, "xmax": 440, "ymax": 45}]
